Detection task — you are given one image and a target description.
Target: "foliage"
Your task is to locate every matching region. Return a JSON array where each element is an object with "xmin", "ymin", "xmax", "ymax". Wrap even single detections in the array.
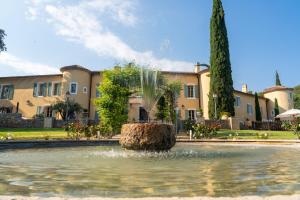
[
  {"xmin": 94, "ymin": 64, "xmax": 140, "ymax": 134},
  {"xmin": 294, "ymin": 85, "xmax": 300, "ymax": 109},
  {"xmin": 192, "ymin": 124, "xmax": 219, "ymax": 139},
  {"xmin": 255, "ymin": 92, "xmax": 262, "ymax": 122},
  {"xmin": 256, "ymin": 132, "xmax": 269, "ymax": 139},
  {"xmin": 275, "ymin": 71, "xmax": 282, "ymax": 86},
  {"xmin": 155, "ymin": 96, "xmax": 168, "ymax": 122},
  {"xmin": 183, "ymin": 119, "xmax": 196, "ymax": 131},
  {"xmin": 0, "ymin": 29, "xmax": 6, "ymax": 52},
  {"xmin": 282, "ymin": 118, "xmax": 300, "ymax": 139},
  {"xmin": 64, "ymin": 122, "xmax": 102, "ymax": 140},
  {"xmin": 0, "ymin": 133, "xmax": 14, "ymax": 140},
  {"xmin": 162, "ymin": 81, "xmax": 181, "ymax": 124},
  {"xmin": 208, "ymin": 0, "xmax": 235, "ymax": 119},
  {"xmin": 33, "ymin": 113, "xmax": 45, "ymax": 119},
  {"xmin": 140, "ymin": 67, "xmax": 164, "ymax": 119},
  {"xmin": 220, "ymin": 112, "xmax": 231, "ymax": 118},
  {"xmin": 52, "ymin": 99, "xmax": 82, "ymax": 120},
  {"xmin": 274, "ymin": 98, "xmax": 279, "ymax": 117}
]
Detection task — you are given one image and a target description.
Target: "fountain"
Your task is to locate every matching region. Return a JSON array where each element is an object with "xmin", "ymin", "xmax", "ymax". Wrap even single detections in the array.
[{"xmin": 119, "ymin": 68, "xmax": 176, "ymax": 151}]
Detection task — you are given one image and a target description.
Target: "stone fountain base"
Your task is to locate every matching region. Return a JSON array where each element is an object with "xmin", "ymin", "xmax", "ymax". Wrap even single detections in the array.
[{"xmin": 119, "ymin": 123, "xmax": 176, "ymax": 151}]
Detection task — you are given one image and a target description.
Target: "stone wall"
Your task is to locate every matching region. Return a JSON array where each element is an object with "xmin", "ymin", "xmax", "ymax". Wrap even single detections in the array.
[{"xmin": 0, "ymin": 113, "xmax": 44, "ymax": 128}]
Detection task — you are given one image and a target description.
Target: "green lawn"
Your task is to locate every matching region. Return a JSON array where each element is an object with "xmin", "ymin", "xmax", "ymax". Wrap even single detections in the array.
[
  {"xmin": 0, "ymin": 128, "xmax": 68, "ymax": 140},
  {"xmin": 217, "ymin": 129, "xmax": 298, "ymax": 140}
]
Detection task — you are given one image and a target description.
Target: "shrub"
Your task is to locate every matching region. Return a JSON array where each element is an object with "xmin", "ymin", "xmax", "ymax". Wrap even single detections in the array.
[
  {"xmin": 65, "ymin": 122, "xmax": 107, "ymax": 140},
  {"xmin": 183, "ymin": 119, "xmax": 196, "ymax": 132},
  {"xmin": 282, "ymin": 119, "xmax": 300, "ymax": 139},
  {"xmin": 192, "ymin": 124, "xmax": 219, "ymax": 139},
  {"xmin": 256, "ymin": 132, "xmax": 269, "ymax": 139}
]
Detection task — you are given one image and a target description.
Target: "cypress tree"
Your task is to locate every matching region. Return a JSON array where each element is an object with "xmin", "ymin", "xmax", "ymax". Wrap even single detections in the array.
[
  {"xmin": 275, "ymin": 71, "xmax": 282, "ymax": 86},
  {"xmin": 255, "ymin": 92, "xmax": 262, "ymax": 122},
  {"xmin": 208, "ymin": 0, "xmax": 235, "ymax": 119},
  {"xmin": 0, "ymin": 29, "xmax": 7, "ymax": 52},
  {"xmin": 274, "ymin": 98, "xmax": 280, "ymax": 116}
]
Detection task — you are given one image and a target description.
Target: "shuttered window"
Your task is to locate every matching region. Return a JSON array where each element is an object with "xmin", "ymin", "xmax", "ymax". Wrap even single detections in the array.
[
  {"xmin": 0, "ymin": 85, "xmax": 14, "ymax": 100},
  {"xmin": 48, "ymin": 82, "xmax": 52, "ymax": 96}
]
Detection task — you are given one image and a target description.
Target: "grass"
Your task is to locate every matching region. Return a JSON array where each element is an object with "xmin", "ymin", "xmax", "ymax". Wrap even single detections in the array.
[
  {"xmin": 217, "ymin": 129, "xmax": 298, "ymax": 140},
  {"xmin": 0, "ymin": 128, "xmax": 68, "ymax": 140},
  {"xmin": 0, "ymin": 128, "xmax": 298, "ymax": 141}
]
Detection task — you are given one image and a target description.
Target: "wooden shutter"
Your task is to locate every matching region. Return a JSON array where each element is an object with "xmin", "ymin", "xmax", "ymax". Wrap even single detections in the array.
[
  {"xmin": 42, "ymin": 83, "xmax": 47, "ymax": 97},
  {"xmin": 33, "ymin": 83, "xmax": 37, "ymax": 97},
  {"xmin": 0, "ymin": 85, "xmax": 2, "ymax": 99},
  {"xmin": 184, "ymin": 85, "xmax": 188, "ymax": 98},
  {"xmin": 48, "ymin": 82, "xmax": 52, "ymax": 96},
  {"xmin": 8, "ymin": 85, "xmax": 14, "ymax": 100},
  {"xmin": 195, "ymin": 85, "xmax": 199, "ymax": 98},
  {"xmin": 57, "ymin": 83, "xmax": 62, "ymax": 96}
]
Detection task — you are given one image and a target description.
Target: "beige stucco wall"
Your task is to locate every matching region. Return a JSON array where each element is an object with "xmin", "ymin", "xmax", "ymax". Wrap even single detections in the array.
[
  {"xmin": 233, "ymin": 92, "xmax": 268, "ymax": 122},
  {"xmin": 200, "ymin": 71, "xmax": 210, "ymax": 119},
  {"xmin": 264, "ymin": 90, "xmax": 294, "ymax": 119},
  {"xmin": 61, "ymin": 69, "xmax": 91, "ymax": 111},
  {"xmin": 0, "ymin": 75, "xmax": 63, "ymax": 118}
]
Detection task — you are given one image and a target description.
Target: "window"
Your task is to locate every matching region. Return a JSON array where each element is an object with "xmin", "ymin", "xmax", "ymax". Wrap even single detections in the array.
[
  {"xmin": 83, "ymin": 87, "xmax": 88, "ymax": 94},
  {"xmin": 38, "ymin": 83, "xmax": 47, "ymax": 97},
  {"xmin": 70, "ymin": 82, "xmax": 78, "ymax": 95},
  {"xmin": 0, "ymin": 85, "xmax": 14, "ymax": 100},
  {"xmin": 234, "ymin": 96, "xmax": 241, "ymax": 107},
  {"xmin": 187, "ymin": 85, "xmax": 195, "ymax": 98},
  {"xmin": 188, "ymin": 110, "xmax": 196, "ymax": 120},
  {"xmin": 53, "ymin": 83, "xmax": 62, "ymax": 96},
  {"xmin": 289, "ymin": 92, "xmax": 293, "ymax": 100},
  {"xmin": 247, "ymin": 104, "xmax": 253, "ymax": 115},
  {"xmin": 47, "ymin": 82, "xmax": 52, "ymax": 97}
]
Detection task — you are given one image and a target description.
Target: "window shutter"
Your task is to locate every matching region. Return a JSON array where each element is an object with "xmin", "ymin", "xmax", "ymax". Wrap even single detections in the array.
[
  {"xmin": 42, "ymin": 83, "xmax": 47, "ymax": 97},
  {"xmin": 33, "ymin": 83, "xmax": 37, "ymax": 97},
  {"xmin": 57, "ymin": 83, "xmax": 62, "ymax": 96},
  {"xmin": 0, "ymin": 85, "xmax": 2, "ymax": 99},
  {"xmin": 8, "ymin": 85, "xmax": 14, "ymax": 100},
  {"xmin": 48, "ymin": 82, "xmax": 52, "ymax": 96},
  {"xmin": 185, "ymin": 110, "xmax": 189, "ymax": 120},
  {"xmin": 195, "ymin": 85, "xmax": 199, "ymax": 98},
  {"xmin": 184, "ymin": 85, "xmax": 188, "ymax": 98}
]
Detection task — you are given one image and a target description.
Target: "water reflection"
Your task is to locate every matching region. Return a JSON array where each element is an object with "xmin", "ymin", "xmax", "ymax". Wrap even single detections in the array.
[{"xmin": 0, "ymin": 144, "xmax": 299, "ymax": 197}]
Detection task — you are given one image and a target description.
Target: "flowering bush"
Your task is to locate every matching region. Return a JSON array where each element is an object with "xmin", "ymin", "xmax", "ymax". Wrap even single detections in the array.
[
  {"xmin": 192, "ymin": 124, "xmax": 219, "ymax": 139},
  {"xmin": 282, "ymin": 118, "xmax": 300, "ymax": 139},
  {"xmin": 64, "ymin": 122, "xmax": 102, "ymax": 140}
]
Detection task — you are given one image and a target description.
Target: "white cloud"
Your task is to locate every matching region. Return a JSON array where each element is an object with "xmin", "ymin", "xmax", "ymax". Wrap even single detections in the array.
[
  {"xmin": 27, "ymin": 0, "xmax": 194, "ymax": 71},
  {"xmin": 0, "ymin": 52, "xmax": 59, "ymax": 75}
]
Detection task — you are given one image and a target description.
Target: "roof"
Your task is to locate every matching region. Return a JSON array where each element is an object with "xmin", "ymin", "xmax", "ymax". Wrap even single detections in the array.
[
  {"xmin": 60, "ymin": 65, "xmax": 91, "ymax": 73},
  {"xmin": 0, "ymin": 74, "xmax": 62, "ymax": 80},
  {"xmin": 263, "ymin": 86, "xmax": 294, "ymax": 94},
  {"xmin": 234, "ymin": 90, "xmax": 267, "ymax": 100}
]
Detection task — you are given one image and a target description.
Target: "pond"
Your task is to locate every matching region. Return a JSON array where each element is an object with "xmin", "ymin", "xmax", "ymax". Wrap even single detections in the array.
[{"xmin": 0, "ymin": 143, "xmax": 299, "ymax": 198}]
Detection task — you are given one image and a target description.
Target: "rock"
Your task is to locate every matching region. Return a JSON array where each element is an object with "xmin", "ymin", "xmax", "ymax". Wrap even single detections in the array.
[{"xmin": 119, "ymin": 123, "xmax": 176, "ymax": 151}]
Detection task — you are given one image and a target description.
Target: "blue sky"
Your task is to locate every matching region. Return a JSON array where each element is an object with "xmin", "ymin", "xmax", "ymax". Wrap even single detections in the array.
[{"xmin": 0, "ymin": 0, "xmax": 299, "ymax": 92}]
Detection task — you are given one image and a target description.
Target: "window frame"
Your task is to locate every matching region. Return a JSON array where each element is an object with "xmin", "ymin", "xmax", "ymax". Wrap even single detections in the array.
[
  {"xmin": 37, "ymin": 82, "xmax": 47, "ymax": 97},
  {"xmin": 52, "ymin": 81, "xmax": 62, "ymax": 96},
  {"xmin": 69, "ymin": 82, "xmax": 78, "ymax": 95},
  {"xmin": 188, "ymin": 109, "xmax": 196, "ymax": 121},
  {"xmin": 246, "ymin": 103, "xmax": 253, "ymax": 116},
  {"xmin": 234, "ymin": 96, "xmax": 241, "ymax": 107},
  {"xmin": 0, "ymin": 84, "xmax": 14, "ymax": 100},
  {"xmin": 187, "ymin": 85, "xmax": 196, "ymax": 99}
]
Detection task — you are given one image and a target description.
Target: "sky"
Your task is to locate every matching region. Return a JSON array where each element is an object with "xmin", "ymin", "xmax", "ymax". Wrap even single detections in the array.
[{"xmin": 0, "ymin": 0, "xmax": 299, "ymax": 92}]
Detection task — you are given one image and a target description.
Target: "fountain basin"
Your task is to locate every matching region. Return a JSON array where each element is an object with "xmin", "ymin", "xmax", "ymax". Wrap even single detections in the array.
[{"xmin": 119, "ymin": 123, "xmax": 176, "ymax": 151}]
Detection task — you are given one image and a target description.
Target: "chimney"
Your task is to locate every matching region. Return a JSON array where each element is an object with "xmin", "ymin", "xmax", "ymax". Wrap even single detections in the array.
[
  {"xmin": 194, "ymin": 62, "xmax": 201, "ymax": 73},
  {"xmin": 242, "ymin": 84, "xmax": 248, "ymax": 93}
]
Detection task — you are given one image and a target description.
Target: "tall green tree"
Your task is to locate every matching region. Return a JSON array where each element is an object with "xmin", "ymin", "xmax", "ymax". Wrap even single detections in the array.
[
  {"xmin": 208, "ymin": 0, "xmax": 235, "ymax": 119},
  {"xmin": 275, "ymin": 71, "xmax": 282, "ymax": 86},
  {"xmin": 274, "ymin": 98, "xmax": 280, "ymax": 117},
  {"xmin": 294, "ymin": 85, "xmax": 300, "ymax": 109},
  {"xmin": 254, "ymin": 92, "xmax": 262, "ymax": 122},
  {"xmin": 94, "ymin": 64, "xmax": 140, "ymax": 135},
  {"xmin": 0, "ymin": 29, "xmax": 7, "ymax": 52},
  {"xmin": 155, "ymin": 96, "xmax": 168, "ymax": 122},
  {"xmin": 163, "ymin": 81, "xmax": 181, "ymax": 124}
]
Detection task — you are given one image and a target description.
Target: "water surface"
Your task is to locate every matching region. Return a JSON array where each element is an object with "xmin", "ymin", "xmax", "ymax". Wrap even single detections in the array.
[{"xmin": 0, "ymin": 143, "xmax": 299, "ymax": 198}]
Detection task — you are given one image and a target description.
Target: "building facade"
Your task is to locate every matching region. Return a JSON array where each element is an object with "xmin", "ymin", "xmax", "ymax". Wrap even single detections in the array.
[{"xmin": 0, "ymin": 65, "xmax": 294, "ymax": 124}]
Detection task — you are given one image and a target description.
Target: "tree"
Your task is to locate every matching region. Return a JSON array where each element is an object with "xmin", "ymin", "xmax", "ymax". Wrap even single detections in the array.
[
  {"xmin": 275, "ymin": 71, "xmax": 282, "ymax": 86},
  {"xmin": 162, "ymin": 81, "xmax": 181, "ymax": 124},
  {"xmin": 208, "ymin": 0, "xmax": 235, "ymax": 119},
  {"xmin": 52, "ymin": 99, "xmax": 82, "ymax": 120},
  {"xmin": 294, "ymin": 85, "xmax": 300, "ymax": 109},
  {"xmin": 0, "ymin": 29, "xmax": 7, "ymax": 52},
  {"xmin": 155, "ymin": 96, "xmax": 168, "ymax": 122},
  {"xmin": 274, "ymin": 98, "xmax": 279, "ymax": 117},
  {"xmin": 255, "ymin": 92, "xmax": 262, "ymax": 122},
  {"xmin": 94, "ymin": 64, "xmax": 140, "ymax": 135}
]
